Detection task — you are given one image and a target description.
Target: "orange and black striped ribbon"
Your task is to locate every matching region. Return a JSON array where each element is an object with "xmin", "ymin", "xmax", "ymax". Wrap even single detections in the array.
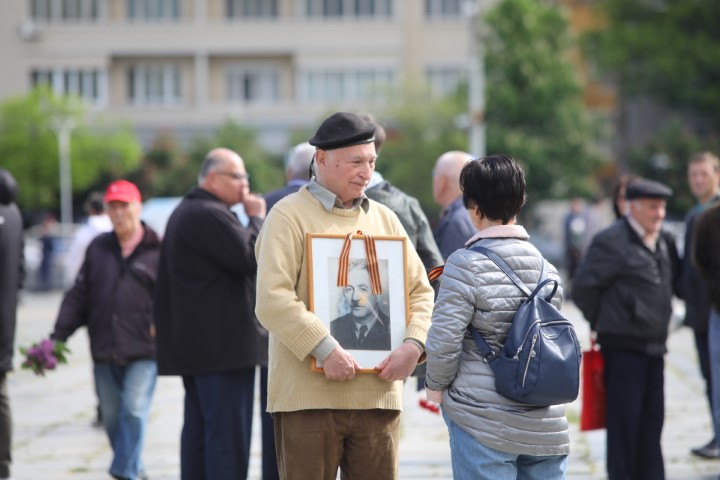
[
  {"xmin": 427, "ymin": 264, "xmax": 444, "ymax": 283},
  {"xmin": 337, "ymin": 230, "xmax": 382, "ymax": 295}
]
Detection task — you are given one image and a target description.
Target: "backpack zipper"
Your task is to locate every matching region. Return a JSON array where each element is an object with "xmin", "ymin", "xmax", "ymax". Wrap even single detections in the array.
[{"xmin": 522, "ymin": 334, "xmax": 538, "ymax": 387}]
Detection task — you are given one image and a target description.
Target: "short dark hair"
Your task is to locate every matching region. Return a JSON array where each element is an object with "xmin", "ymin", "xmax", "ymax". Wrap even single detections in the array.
[
  {"xmin": 460, "ymin": 154, "xmax": 526, "ymax": 224},
  {"xmin": 84, "ymin": 191, "xmax": 105, "ymax": 215}
]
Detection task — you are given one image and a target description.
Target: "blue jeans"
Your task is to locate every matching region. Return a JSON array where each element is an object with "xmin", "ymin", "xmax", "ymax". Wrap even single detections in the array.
[
  {"xmin": 442, "ymin": 409, "xmax": 567, "ymax": 480},
  {"xmin": 94, "ymin": 360, "xmax": 157, "ymax": 480},
  {"xmin": 710, "ymin": 308, "xmax": 720, "ymax": 443}
]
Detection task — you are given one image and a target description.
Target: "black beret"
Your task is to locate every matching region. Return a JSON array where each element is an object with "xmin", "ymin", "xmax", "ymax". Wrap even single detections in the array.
[
  {"xmin": 625, "ymin": 178, "xmax": 672, "ymax": 200},
  {"xmin": 309, "ymin": 112, "xmax": 376, "ymax": 151}
]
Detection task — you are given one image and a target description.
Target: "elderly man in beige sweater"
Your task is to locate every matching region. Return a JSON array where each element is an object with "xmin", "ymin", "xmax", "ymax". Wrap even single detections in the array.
[{"xmin": 255, "ymin": 112, "xmax": 434, "ymax": 480}]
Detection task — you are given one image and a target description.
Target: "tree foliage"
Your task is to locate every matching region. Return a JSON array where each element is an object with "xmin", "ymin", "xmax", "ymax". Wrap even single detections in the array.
[
  {"xmin": 483, "ymin": 0, "xmax": 602, "ymax": 200},
  {"xmin": 584, "ymin": 0, "xmax": 720, "ymax": 128},
  {"xmin": 0, "ymin": 87, "xmax": 141, "ymax": 212}
]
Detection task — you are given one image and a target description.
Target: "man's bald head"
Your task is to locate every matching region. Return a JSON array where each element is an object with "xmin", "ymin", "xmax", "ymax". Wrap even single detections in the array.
[
  {"xmin": 198, "ymin": 147, "xmax": 249, "ymax": 206},
  {"xmin": 433, "ymin": 151, "xmax": 473, "ymax": 208}
]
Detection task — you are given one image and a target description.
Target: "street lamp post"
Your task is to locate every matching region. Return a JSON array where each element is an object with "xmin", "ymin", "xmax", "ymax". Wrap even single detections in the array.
[
  {"xmin": 52, "ymin": 117, "xmax": 75, "ymax": 235},
  {"xmin": 466, "ymin": 0, "xmax": 486, "ymax": 158}
]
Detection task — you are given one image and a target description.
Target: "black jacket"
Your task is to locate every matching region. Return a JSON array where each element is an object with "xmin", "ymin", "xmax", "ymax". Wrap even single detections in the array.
[
  {"xmin": 572, "ymin": 218, "xmax": 680, "ymax": 356},
  {"xmin": 365, "ymin": 180, "xmax": 444, "ymax": 271},
  {"xmin": 694, "ymin": 203, "xmax": 720, "ymax": 313},
  {"xmin": 154, "ymin": 188, "xmax": 267, "ymax": 375},
  {"xmin": 0, "ymin": 171, "xmax": 24, "ymax": 372},
  {"xmin": 677, "ymin": 194, "xmax": 720, "ymax": 332},
  {"xmin": 51, "ymin": 224, "xmax": 160, "ymax": 364}
]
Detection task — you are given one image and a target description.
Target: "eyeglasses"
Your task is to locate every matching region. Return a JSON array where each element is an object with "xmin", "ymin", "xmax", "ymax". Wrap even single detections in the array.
[{"xmin": 217, "ymin": 171, "xmax": 249, "ymax": 181}]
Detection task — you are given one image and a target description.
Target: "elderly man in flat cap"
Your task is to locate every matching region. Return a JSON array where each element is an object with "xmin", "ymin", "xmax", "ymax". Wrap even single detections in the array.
[
  {"xmin": 573, "ymin": 178, "xmax": 681, "ymax": 480},
  {"xmin": 255, "ymin": 112, "xmax": 434, "ymax": 479}
]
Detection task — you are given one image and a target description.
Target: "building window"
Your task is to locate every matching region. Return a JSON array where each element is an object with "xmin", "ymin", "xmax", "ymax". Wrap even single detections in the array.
[
  {"xmin": 30, "ymin": 0, "xmax": 99, "ymax": 21},
  {"xmin": 128, "ymin": 64, "xmax": 182, "ymax": 106},
  {"xmin": 305, "ymin": 0, "xmax": 393, "ymax": 18},
  {"xmin": 227, "ymin": 67, "xmax": 280, "ymax": 103},
  {"xmin": 227, "ymin": 0, "xmax": 278, "ymax": 18},
  {"xmin": 425, "ymin": 0, "xmax": 463, "ymax": 18},
  {"xmin": 30, "ymin": 68, "xmax": 106, "ymax": 106},
  {"xmin": 425, "ymin": 66, "xmax": 465, "ymax": 98},
  {"xmin": 127, "ymin": 0, "xmax": 180, "ymax": 20},
  {"xmin": 298, "ymin": 69, "xmax": 395, "ymax": 103}
]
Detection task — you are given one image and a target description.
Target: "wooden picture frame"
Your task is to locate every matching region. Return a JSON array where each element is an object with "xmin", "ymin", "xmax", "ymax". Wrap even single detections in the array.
[{"xmin": 307, "ymin": 233, "xmax": 410, "ymax": 373}]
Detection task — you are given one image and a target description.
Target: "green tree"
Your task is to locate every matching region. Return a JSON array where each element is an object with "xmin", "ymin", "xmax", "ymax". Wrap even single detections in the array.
[
  {"xmin": 483, "ymin": 0, "xmax": 602, "ymax": 200},
  {"xmin": 0, "ymin": 87, "xmax": 141, "ymax": 211},
  {"xmin": 584, "ymin": 0, "xmax": 720, "ymax": 128},
  {"xmin": 187, "ymin": 120, "xmax": 284, "ymax": 195}
]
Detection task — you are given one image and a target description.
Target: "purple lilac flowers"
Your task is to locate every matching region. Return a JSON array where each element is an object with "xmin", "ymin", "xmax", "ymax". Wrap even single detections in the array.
[{"xmin": 19, "ymin": 338, "xmax": 70, "ymax": 376}]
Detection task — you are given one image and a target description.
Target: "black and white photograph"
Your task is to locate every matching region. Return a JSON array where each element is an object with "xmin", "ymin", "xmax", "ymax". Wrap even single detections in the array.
[{"xmin": 307, "ymin": 233, "xmax": 409, "ymax": 372}]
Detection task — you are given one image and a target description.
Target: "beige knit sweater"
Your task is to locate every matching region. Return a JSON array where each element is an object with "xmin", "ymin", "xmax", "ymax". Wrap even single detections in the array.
[{"xmin": 255, "ymin": 187, "xmax": 434, "ymax": 412}]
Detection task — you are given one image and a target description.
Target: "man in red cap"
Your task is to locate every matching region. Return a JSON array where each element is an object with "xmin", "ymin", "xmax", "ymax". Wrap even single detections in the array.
[{"xmin": 51, "ymin": 179, "xmax": 160, "ymax": 480}]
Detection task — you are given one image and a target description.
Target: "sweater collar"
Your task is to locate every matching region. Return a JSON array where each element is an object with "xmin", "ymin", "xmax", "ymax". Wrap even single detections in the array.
[{"xmin": 465, "ymin": 224, "xmax": 530, "ymax": 245}]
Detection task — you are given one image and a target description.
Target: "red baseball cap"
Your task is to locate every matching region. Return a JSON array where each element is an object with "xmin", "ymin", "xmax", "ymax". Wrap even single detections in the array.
[{"xmin": 104, "ymin": 180, "xmax": 142, "ymax": 204}]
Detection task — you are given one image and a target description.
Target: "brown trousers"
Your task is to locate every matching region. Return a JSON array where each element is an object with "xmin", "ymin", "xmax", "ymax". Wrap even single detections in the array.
[{"xmin": 274, "ymin": 409, "xmax": 401, "ymax": 480}]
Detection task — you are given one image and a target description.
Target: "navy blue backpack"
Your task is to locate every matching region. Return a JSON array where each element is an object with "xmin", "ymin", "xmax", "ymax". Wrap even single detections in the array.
[{"xmin": 467, "ymin": 245, "xmax": 582, "ymax": 406}]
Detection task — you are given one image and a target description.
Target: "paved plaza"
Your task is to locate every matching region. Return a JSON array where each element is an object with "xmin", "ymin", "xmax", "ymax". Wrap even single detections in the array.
[{"xmin": 7, "ymin": 291, "xmax": 720, "ymax": 479}]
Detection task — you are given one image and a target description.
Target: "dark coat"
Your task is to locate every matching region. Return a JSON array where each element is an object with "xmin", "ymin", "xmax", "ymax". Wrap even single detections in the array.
[
  {"xmin": 677, "ymin": 194, "xmax": 720, "ymax": 332},
  {"xmin": 572, "ymin": 218, "xmax": 680, "ymax": 356},
  {"xmin": 694, "ymin": 203, "xmax": 720, "ymax": 313},
  {"xmin": 154, "ymin": 188, "xmax": 267, "ymax": 375},
  {"xmin": 434, "ymin": 197, "xmax": 478, "ymax": 260},
  {"xmin": 264, "ymin": 180, "xmax": 308, "ymax": 212},
  {"xmin": 51, "ymin": 224, "xmax": 160, "ymax": 364},
  {"xmin": 365, "ymin": 180, "xmax": 443, "ymax": 271},
  {"xmin": 0, "ymin": 171, "xmax": 24, "ymax": 372},
  {"xmin": 330, "ymin": 310, "xmax": 391, "ymax": 351}
]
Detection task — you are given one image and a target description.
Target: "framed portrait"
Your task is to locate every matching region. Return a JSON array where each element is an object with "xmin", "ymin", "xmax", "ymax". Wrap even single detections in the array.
[{"xmin": 307, "ymin": 233, "xmax": 410, "ymax": 373}]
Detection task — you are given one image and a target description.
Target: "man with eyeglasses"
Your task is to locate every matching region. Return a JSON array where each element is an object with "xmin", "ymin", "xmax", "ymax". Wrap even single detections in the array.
[{"xmin": 154, "ymin": 148, "xmax": 273, "ymax": 479}]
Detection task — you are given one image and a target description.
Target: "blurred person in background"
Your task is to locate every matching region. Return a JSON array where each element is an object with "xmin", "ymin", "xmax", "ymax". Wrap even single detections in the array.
[
  {"xmin": 363, "ymin": 114, "xmax": 443, "ymax": 271},
  {"xmin": 0, "ymin": 169, "xmax": 24, "ymax": 480},
  {"xmin": 154, "ymin": 148, "xmax": 270, "ymax": 480},
  {"xmin": 678, "ymin": 152, "xmax": 720, "ymax": 459},
  {"xmin": 37, "ymin": 212, "xmax": 58, "ymax": 291},
  {"xmin": 573, "ymin": 178, "xmax": 680, "ymax": 480},
  {"xmin": 693, "ymin": 200, "xmax": 720, "ymax": 464},
  {"xmin": 51, "ymin": 180, "xmax": 160, "ymax": 480},
  {"xmin": 64, "ymin": 191, "xmax": 112, "ymax": 286},
  {"xmin": 362, "ymin": 113, "xmax": 443, "ymax": 409},
  {"xmin": 563, "ymin": 197, "xmax": 586, "ymax": 287},
  {"xmin": 432, "ymin": 151, "xmax": 478, "ymax": 260},
  {"xmin": 611, "ymin": 174, "xmax": 638, "ymax": 220},
  {"xmin": 264, "ymin": 142, "xmax": 314, "ymax": 212}
]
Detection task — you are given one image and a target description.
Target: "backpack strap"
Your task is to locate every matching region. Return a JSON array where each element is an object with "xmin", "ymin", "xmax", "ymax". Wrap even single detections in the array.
[{"xmin": 468, "ymin": 245, "xmax": 532, "ymax": 297}]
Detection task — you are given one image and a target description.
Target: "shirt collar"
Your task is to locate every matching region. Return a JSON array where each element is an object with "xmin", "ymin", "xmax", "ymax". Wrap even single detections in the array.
[
  {"xmin": 306, "ymin": 178, "xmax": 369, "ymax": 213},
  {"xmin": 626, "ymin": 214, "xmax": 659, "ymax": 252}
]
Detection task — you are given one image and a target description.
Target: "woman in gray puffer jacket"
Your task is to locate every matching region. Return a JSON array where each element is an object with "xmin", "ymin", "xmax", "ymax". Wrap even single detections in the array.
[{"xmin": 425, "ymin": 155, "xmax": 569, "ymax": 479}]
